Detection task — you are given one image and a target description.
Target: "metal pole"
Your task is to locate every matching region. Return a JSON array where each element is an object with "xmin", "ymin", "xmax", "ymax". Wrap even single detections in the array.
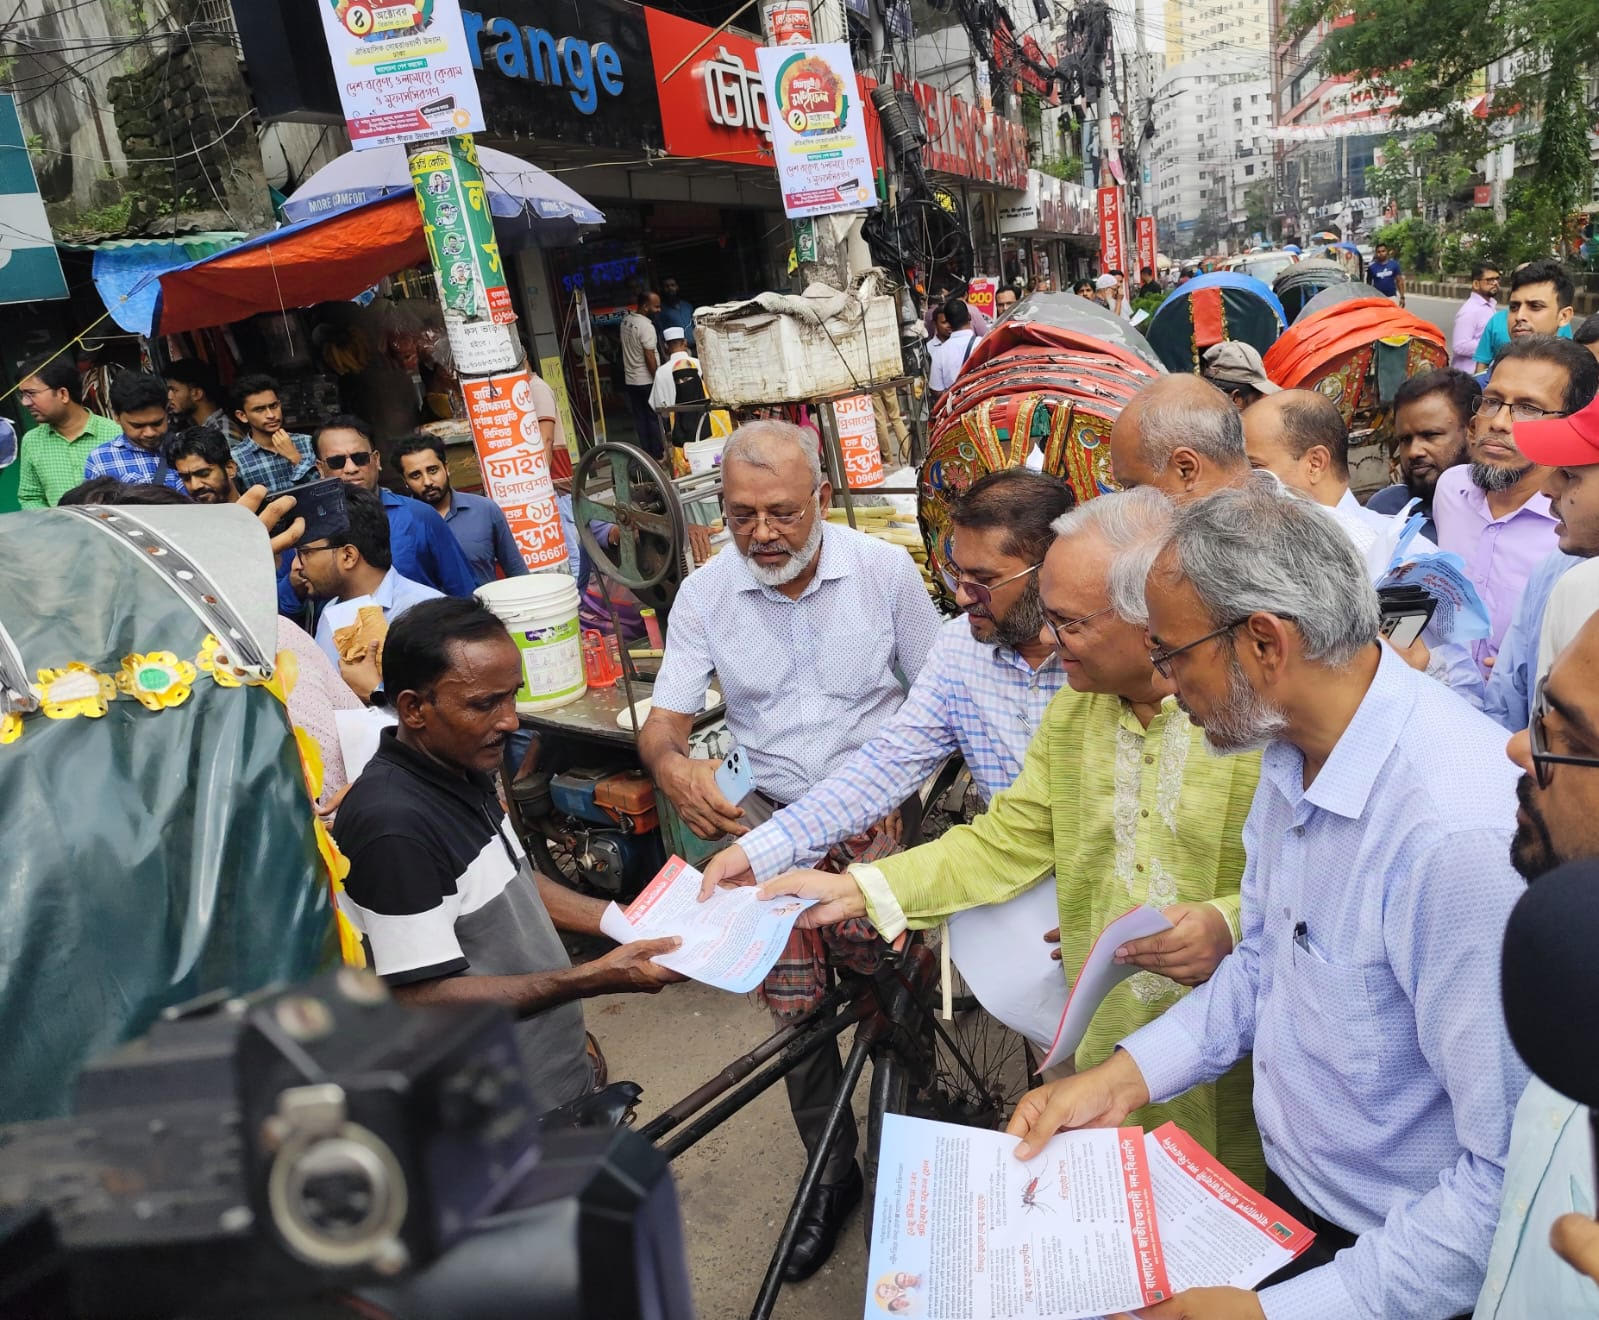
[{"xmin": 406, "ymin": 136, "xmax": 567, "ymax": 573}]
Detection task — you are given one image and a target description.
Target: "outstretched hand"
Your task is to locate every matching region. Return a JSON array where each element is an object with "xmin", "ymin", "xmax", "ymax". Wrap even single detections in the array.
[
  {"xmin": 757, "ymin": 869, "xmax": 868, "ymax": 928},
  {"xmin": 238, "ymin": 484, "xmax": 304, "ymax": 556}
]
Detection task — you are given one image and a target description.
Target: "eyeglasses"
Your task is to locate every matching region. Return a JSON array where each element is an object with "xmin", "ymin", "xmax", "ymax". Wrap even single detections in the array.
[
  {"xmin": 1044, "ymin": 604, "xmax": 1113, "ymax": 649},
  {"xmin": 1471, "ymin": 396, "xmax": 1564, "ymax": 424},
  {"xmin": 323, "ymin": 451, "xmax": 374, "ymax": 471},
  {"xmin": 946, "ymin": 561, "xmax": 1042, "ymax": 612},
  {"xmin": 726, "ymin": 504, "xmax": 813, "ymax": 534},
  {"xmin": 293, "ymin": 541, "xmax": 340, "ymax": 558},
  {"xmin": 1528, "ymin": 675, "xmax": 1599, "ymax": 789},
  {"xmin": 1149, "ymin": 618, "xmax": 1251, "ymax": 679}
]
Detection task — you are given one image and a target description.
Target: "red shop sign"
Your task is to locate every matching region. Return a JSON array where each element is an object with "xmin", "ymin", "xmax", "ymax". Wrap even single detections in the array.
[
  {"xmin": 646, "ymin": 7, "xmax": 776, "ymax": 168},
  {"xmin": 1098, "ymin": 186, "xmax": 1124, "ymax": 273}
]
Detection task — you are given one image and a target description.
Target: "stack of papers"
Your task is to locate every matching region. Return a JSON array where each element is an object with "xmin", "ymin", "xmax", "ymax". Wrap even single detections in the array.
[
  {"xmin": 1036, "ymin": 905, "xmax": 1174, "ymax": 1072},
  {"xmin": 598, "ymin": 855, "xmax": 817, "ymax": 994},
  {"xmin": 864, "ymin": 1115, "xmax": 1314, "ymax": 1319}
]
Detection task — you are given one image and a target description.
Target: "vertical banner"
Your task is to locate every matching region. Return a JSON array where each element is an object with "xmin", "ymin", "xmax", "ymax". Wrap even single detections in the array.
[
  {"xmin": 966, "ymin": 276, "xmax": 997, "ymax": 320},
  {"xmin": 409, "ymin": 137, "xmax": 513, "ymax": 326},
  {"xmin": 1097, "ymin": 186, "xmax": 1124, "ymax": 275},
  {"xmin": 756, "ymin": 43, "xmax": 879, "ymax": 219},
  {"xmin": 1135, "ymin": 215, "xmax": 1157, "ymax": 276},
  {"xmin": 316, "ymin": 0, "xmax": 485, "ymax": 150},
  {"xmin": 833, "ymin": 394, "xmax": 886, "ymax": 489},
  {"xmin": 0, "ymin": 94, "xmax": 66, "ymax": 305},
  {"xmin": 463, "ymin": 372, "xmax": 569, "ymax": 572}
]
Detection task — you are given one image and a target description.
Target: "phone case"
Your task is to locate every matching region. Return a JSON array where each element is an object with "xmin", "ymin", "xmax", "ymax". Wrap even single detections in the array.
[{"xmin": 714, "ymin": 746, "xmax": 754, "ymax": 803}]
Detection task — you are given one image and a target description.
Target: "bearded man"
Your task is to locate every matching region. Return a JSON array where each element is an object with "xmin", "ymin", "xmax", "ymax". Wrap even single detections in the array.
[{"xmin": 640, "ymin": 418, "xmax": 940, "ymax": 1280}]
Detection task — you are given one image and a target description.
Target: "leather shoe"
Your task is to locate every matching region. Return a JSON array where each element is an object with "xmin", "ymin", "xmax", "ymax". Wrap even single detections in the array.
[{"xmin": 781, "ymin": 1161, "xmax": 864, "ymax": 1282}]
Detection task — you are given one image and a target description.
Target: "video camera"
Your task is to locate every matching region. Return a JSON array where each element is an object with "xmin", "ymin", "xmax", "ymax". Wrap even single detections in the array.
[{"xmin": 0, "ymin": 969, "xmax": 693, "ymax": 1319}]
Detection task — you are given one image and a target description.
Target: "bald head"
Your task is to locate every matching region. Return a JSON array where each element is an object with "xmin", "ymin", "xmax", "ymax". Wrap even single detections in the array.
[
  {"xmin": 1109, "ymin": 374, "xmax": 1248, "ymax": 501},
  {"xmin": 1242, "ymin": 389, "xmax": 1350, "ymax": 505}
]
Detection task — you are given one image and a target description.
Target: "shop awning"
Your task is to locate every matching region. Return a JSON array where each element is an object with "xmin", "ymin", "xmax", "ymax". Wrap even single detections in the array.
[
  {"xmin": 74, "ymin": 233, "xmax": 247, "ymax": 337},
  {"xmin": 151, "ymin": 193, "xmax": 428, "ymax": 337}
]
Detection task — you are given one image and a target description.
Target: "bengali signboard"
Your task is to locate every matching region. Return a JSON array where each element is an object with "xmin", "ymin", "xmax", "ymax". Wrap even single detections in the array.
[
  {"xmin": 833, "ymin": 394, "xmax": 885, "ymax": 489},
  {"xmin": 463, "ymin": 371, "xmax": 568, "ymax": 571},
  {"xmin": 317, "ymin": 0, "xmax": 486, "ymax": 149},
  {"xmin": 756, "ymin": 43, "xmax": 879, "ymax": 220},
  {"xmin": 408, "ymin": 137, "xmax": 513, "ymax": 323},
  {"xmin": 1135, "ymin": 215, "xmax": 1157, "ymax": 275},
  {"xmin": 1098, "ymin": 185, "xmax": 1124, "ymax": 275}
]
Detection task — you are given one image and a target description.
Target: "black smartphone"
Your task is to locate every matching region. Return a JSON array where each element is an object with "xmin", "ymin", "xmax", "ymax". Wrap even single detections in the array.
[
  {"xmin": 278, "ymin": 477, "xmax": 349, "ymax": 545},
  {"xmin": 1378, "ymin": 590, "xmax": 1437, "ymax": 649}
]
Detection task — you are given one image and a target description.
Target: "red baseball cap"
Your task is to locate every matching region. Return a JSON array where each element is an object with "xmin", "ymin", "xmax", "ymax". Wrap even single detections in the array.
[{"xmin": 1517, "ymin": 393, "xmax": 1599, "ymax": 467}]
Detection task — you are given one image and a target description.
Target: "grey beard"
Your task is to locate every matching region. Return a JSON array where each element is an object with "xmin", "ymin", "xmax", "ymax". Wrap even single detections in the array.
[
  {"xmin": 994, "ymin": 575, "xmax": 1046, "ymax": 649},
  {"xmin": 1471, "ymin": 459, "xmax": 1532, "ymax": 493},
  {"xmin": 1201, "ymin": 653, "xmax": 1289, "ymax": 755},
  {"xmin": 742, "ymin": 512, "xmax": 825, "ymax": 587}
]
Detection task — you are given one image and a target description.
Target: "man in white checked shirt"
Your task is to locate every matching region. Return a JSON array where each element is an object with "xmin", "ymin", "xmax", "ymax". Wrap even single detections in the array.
[
  {"xmin": 640, "ymin": 419, "xmax": 940, "ymax": 1280},
  {"xmin": 701, "ymin": 467, "xmax": 1076, "ymax": 1044}
]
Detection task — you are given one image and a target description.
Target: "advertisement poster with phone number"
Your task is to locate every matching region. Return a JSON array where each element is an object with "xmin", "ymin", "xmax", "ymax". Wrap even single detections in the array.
[
  {"xmin": 462, "ymin": 372, "xmax": 568, "ymax": 572},
  {"xmin": 317, "ymin": 0, "xmax": 487, "ymax": 151},
  {"xmin": 755, "ymin": 43, "xmax": 879, "ymax": 220}
]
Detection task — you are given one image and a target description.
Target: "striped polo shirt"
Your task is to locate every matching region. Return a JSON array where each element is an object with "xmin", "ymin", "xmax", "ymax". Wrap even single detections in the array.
[{"xmin": 333, "ymin": 728, "xmax": 591, "ymax": 1112}]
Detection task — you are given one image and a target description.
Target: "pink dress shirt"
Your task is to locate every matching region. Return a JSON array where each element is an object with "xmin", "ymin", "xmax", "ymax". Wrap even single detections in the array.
[
  {"xmin": 1431, "ymin": 466, "xmax": 1561, "ymax": 674},
  {"xmin": 1451, "ymin": 292, "xmax": 1497, "ymax": 373}
]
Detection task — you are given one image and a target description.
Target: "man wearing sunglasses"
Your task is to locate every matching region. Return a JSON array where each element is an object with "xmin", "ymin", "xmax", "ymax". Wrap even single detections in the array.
[
  {"xmin": 1472, "ymin": 613, "xmax": 1599, "ymax": 1316},
  {"xmin": 1433, "ymin": 337, "xmax": 1597, "ymax": 676},
  {"xmin": 313, "ymin": 415, "xmax": 476, "ymax": 599},
  {"xmin": 699, "ymin": 468, "xmax": 1077, "ymax": 1048},
  {"xmin": 996, "ymin": 479, "xmax": 1527, "ymax": 1320},
  {"xmin": 751, "ymin": 488, "xmax": 1266, "ymax": 1188}
]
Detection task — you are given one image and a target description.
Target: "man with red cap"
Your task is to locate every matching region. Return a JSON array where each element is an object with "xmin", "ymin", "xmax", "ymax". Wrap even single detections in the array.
[{"xmin": 1483, "ymin": 365, "xmax": 1599, "ymax": 731}]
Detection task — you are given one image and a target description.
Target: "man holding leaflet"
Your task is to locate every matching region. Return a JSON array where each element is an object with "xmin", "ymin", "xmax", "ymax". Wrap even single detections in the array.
[
  {"xmin": 1002, "ymin": 481, "xmax": 1526, "ymax": 1320},
  {"xmin": 748, "ymin": 489, "xmax": 1265, "ymax": 1186},
  {"xmin": 701, "ymin": 468, "xmax": 1077, "ymax": 1044}
]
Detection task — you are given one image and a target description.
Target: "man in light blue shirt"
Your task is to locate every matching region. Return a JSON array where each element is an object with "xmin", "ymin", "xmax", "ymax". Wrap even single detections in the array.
[
  {"xmin": 296, "ymin": 486, "xmax": 442, "ymax": 669},
  {"xmin": 1006, "ymin": 479, "xmax": 1527, "ymax": 1320},
  {"xmin": 1475, "ymin": 610, "xmax": 1599, "ymax": 1316}
]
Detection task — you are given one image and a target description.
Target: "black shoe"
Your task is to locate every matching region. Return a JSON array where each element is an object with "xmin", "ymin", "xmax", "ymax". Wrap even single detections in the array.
[{"xmin": 781, "ymin": 1161, "xmax": 864, "ymax": 1282}]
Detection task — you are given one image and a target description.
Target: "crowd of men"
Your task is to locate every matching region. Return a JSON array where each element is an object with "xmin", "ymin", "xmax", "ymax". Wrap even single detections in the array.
[{"xmin": 14, "ymin": 262, "xmax": 1599, "ymax": 1316}]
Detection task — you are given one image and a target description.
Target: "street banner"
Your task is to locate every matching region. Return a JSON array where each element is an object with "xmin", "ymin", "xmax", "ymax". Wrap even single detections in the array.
[
  {"xmin": 1097, "ymin": 185, "xmax": 1124, "ymax": 275},
  {"xmin": 408, "ymin": 137, "xmax": 514, "ymax": 326},
  {"xmin": 1135, "ymin": 215, "xmax": 1157, "ymax": 276},
  {"xmin": 755, "ymin": 43, "xmax": 879, "ymax": 220},
  {"xmin": 763, "ymin": 0, "xmax": 814, "ymax": 44},
  {"xmin": 833, "ymin": 394, "xmax": 885, "ymax": 489},
  {"xmin": 0, "ymin": 93, "xmax": 66, "ymax": 304},
  {"xmin": 317, "ymin": 0, "xmax": 485, "ymax": 151},
  {"xmin": 462, "ymin": 372, "xmax": 568, "ymax": 572}
]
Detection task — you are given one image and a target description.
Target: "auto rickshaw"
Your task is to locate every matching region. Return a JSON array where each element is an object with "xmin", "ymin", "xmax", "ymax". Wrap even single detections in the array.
[
  {"xmin": 1144, "ymin": 271, "xmax": 1286, "ymax": 375},
  {"xmin": 1273, "ymin": 258, "xmax": 1354, "ymax": 324}
]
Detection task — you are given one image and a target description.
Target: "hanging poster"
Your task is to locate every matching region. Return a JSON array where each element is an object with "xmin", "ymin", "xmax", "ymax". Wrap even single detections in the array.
[
  {"xmin": 755, "ymin": 43, "xmax": 879, "ymax": 220},
  {"xmin": 408, "ymin": 137, "xmax": 514, "ymax": 325},
  {"xmin": 1136, "ymin": 215, "xmax": 1157, "ymax": 275},
  {"xmin": 462, "ymin": 371, "xmax": 568, "ymax": 572},
  {"xmin": 316, "ymin": 0, "xmax": 486, "ymax": 150},
  {"xmin": 833, "ymin": 394, "xmax": 885, "ymax": 489},
  {"xmin": 1098, "ymin": 185, "xmax": 1125, "ymax": 275}
]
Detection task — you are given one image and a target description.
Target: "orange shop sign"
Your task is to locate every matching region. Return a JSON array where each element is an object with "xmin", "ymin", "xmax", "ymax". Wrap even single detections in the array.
[{"xmin": 463, "ymin": 371, "xmax": 569, "ymax": 572}]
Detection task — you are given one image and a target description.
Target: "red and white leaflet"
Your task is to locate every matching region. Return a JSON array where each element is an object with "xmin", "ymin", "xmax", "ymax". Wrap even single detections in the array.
[
  {"xmin": 1144, "ymin": 1124, "xmax": 1315, "ymax": 1291},
  {"xmin": 862, "ymin": 1114, "xmax": 1170, "ymax": 1319},
  {"xmin": 598, "ymin": 856, "xmax": 816, "ymax": 993},
  {"xmin": 1037, "ymin": 904, "xmax": 1173, "ymax": 1072}
]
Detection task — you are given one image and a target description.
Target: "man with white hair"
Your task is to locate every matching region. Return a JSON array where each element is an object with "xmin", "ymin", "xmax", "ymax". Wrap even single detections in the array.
[
  {"xmin": 640, "ymin": 418, "xmax": 939, "ymax": 1280},
  {"xmin": 1002, "ymin": 479, "xmax": 1527, "ymax": 1320},
  {"xmin": 749, "ymin": 489, "xmax": 1265, "ymax": 1186},
  {"xmin": 1107, "ymin": 374, "xmax": 1251, "ymax": 500}
]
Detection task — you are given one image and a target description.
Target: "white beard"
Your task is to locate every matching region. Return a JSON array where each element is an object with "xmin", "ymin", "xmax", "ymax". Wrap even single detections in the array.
[{"xmin": 743, "ymin": 513, "xmax": 825, "ymax": 587}]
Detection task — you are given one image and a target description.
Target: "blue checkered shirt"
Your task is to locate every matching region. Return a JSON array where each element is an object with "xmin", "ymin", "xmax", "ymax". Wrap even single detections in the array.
[
  {"xmin": 1121, "ymin": 645, "xmax": 1528, "ymax": 1320},
  {"xmin": 230, "ymin": 432, "xmax": 316, "ymax": 496},
  {"xmin": 739, "ymin": 615, "xmax": 1066, "ymax": 880},
  {"xmin": 81, "ymin": 433, "xmax": 187, "ymax": 495}
]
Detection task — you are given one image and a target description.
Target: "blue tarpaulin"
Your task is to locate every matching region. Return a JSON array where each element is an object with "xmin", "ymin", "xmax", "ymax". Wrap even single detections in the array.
[{"xmin": 88, "ymin": 234, "xmax": 243, "ymax": 336}]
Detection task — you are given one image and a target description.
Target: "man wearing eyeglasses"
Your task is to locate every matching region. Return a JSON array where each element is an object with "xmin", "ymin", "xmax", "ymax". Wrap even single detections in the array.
[
  {"xmin": 1481, "ymin": 377, "xmax": 1599, "ymax": 732},
  {"xmin": 1473, "ymin": 612, "xmax": 1599, "ymax": 1316},
  {"xmin": 313, "ymin": 415, "xmax": 476, "ymax": 599},
  {"xmin": 750, "ymin": 488, "xmax": 1266, "ymax": 1189},
  {"xmin": 999, "ymin": 479, "xmax": 1527, "ymax": 1320},
  {"xmin": 698, "ymin": 468, "xmax": 1078, "ymax": 1048},
  {"xmin": 640, "ymin": 419, "xmax": 940, "ymax": 1279},
  {"xmin": 1432, "ymin": 337, "xmax": 1596, "ymax": 676}
]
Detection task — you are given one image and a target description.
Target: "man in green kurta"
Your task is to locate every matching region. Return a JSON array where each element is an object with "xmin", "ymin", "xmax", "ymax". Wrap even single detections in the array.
[{"xmin": 758, "ymin": 488, "xmax": 1265, "ymax": 1186}]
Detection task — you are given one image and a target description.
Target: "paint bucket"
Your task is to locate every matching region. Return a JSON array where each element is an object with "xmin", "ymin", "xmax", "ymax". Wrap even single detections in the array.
[
  {"xmin": 475, "ymin": 572, "xmax": 585, "ymax": 713},
  {"xmin": 684, "ymin": 436, "xmax": 728, "ymax": 474}
]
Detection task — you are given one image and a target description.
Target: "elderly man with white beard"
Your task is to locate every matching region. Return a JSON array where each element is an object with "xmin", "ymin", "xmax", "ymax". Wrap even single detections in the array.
[
  {"xmin": 640, "ymin": 418, "xmax": 940, "ymax": 1280},
  {"xmin": 992, "ymin": 478, "xmax": 1528, "ymax": 1320}
]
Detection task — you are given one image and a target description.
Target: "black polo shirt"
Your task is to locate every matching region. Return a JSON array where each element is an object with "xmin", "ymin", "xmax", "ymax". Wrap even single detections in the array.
[{"xmin": 332, "ymin": 729, "xmax": 591, "ymax": 1111}]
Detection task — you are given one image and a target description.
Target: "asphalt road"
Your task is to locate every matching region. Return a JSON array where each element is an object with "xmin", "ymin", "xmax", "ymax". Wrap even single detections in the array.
[{"xmin": 1402, "ymin": 292, "xmax": 1465, "ymax": 348}]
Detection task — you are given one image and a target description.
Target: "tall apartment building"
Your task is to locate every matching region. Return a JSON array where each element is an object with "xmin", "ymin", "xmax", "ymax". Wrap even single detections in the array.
[
  {"xmin": 1163, "ymin": 0, "xmax": 1270, "ymax": 69},
  {"xmin": 1152, "ymin": 61, "xmax": 1270, "ymax": 252}
]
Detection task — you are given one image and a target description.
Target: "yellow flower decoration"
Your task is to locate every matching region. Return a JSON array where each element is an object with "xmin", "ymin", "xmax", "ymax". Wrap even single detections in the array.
[
  {"xmin": 116, "ymin": 651, "xmax": 197, "ymax": 712},
  {"xmin": 32, "ymin": 664, "xmax": 118, "ymax": 720},
  {"xmin": 262, "ymin": 647, "xmax": 300, "ymax": 709},
  {"xmin": 0, "ymin": 711, "xmax": 21, "ymax": 745},
  {"xmin": 197, "ymin": 634, "xmax": 248, "ymax": 688}
]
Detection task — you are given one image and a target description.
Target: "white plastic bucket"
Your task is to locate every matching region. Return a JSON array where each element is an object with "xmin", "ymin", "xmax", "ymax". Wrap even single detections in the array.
[
  {"xmin": 475, "ymin": 572, "xmax": 585, "ymax": 713},
  {"xmin": 685, "ymin": 436, "xmax": 727, "ymax": 474}
]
